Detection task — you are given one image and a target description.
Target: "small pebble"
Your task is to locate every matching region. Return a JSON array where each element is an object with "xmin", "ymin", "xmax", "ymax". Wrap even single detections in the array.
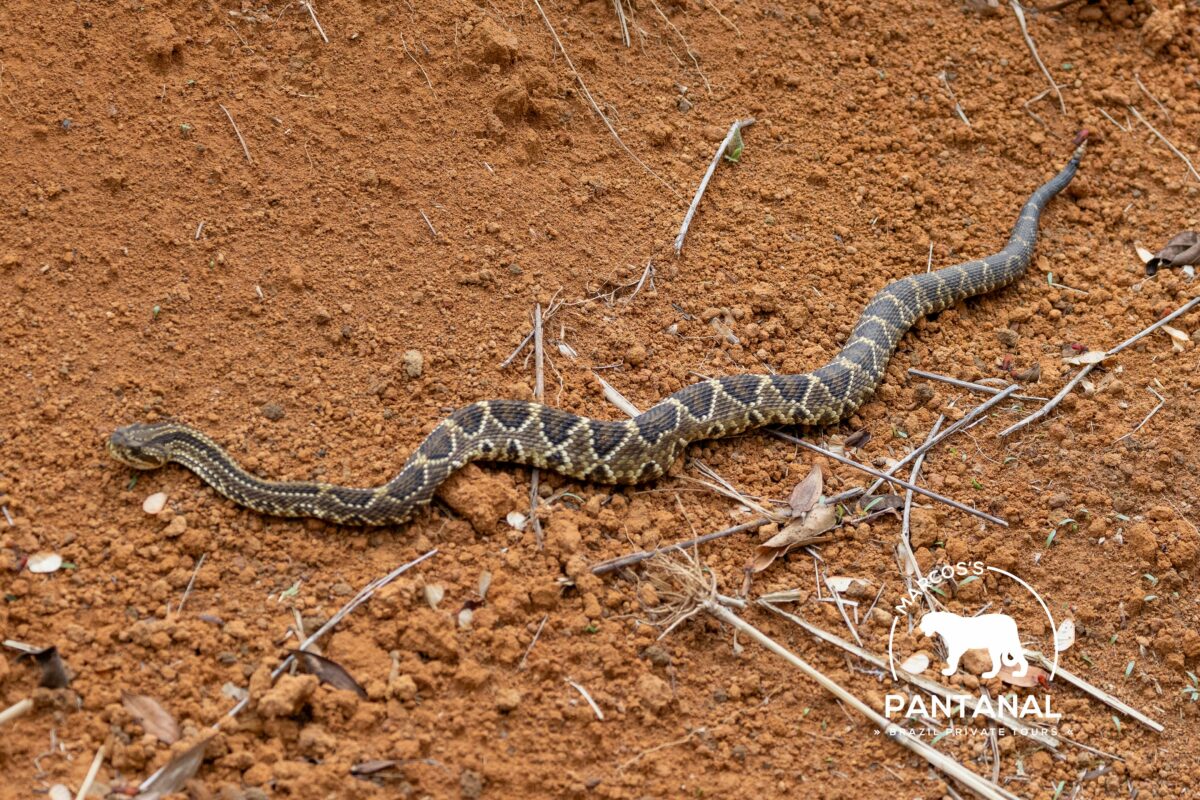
[
  {"xmin": 163, "ymin": 516, "xmax": 188, "ymax": 538},
  {"xmin": 142, "ymin": 492, "xmax": 168, "ymax": 514},
  {"xmin": 403, "ymin": 349, "xmax": 424, "ymax": 378},
  {"xmin": 261, "ymin": 402, "xmax": 285, "ymax": 421},
  {"xmin": 27, "ymin": 552, "xmax": 63, "ymax": 574}
]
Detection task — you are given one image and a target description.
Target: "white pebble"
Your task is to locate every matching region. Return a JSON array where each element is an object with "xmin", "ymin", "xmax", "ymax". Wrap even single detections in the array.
[
  {"xmin": 27, "ymin": 552, "xmax": 63, "ymax": 574},
  {"xmin": 143, "ymin": 491, "xmax": 168, "ymax": 514},
  {"xmin": 49, "ymin": 786, "xmax": 72, "ymax": 800}
]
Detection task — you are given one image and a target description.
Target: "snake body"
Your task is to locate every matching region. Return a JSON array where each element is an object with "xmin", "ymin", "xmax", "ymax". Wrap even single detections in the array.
[{"xmin": 109, "ymin": 145, "xmax": 1085, "ymax": 525}]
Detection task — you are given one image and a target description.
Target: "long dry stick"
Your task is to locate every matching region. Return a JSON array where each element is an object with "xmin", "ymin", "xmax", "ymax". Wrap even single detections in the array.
[
  {"xmin": 75, "ymin": 744, "xmax": 107, "ymax": 800},
  {"xmin": 222, "ymin": 548, "xmax": 437, "ymax": 719},
  {"xmin": 759, "ymin": 601, "xmax": 1060, "ymax": 749},
  {"xmin": 219, "ymin": 103, "xmax": 253, "ymax": 164},
  {"xmin": 1128, "ymin": 105, "xmax": 1200, "ymax": 182},
  {"xmin": 1113, "ymin": 386, "xmax": 1165, "ymax": 444},
  {"xmin": 908, "ymin": 368, "xmax": 1049, "ymax": 402},
  {"xmin": 771, "ymin": 430, "xmax": 1006, "ymax": 526},
  {"xmin": 704, "ymin": 601, "xmax": 1022, "ymax": 800},
  {"xmin": 611, "ymin": 0, "xmax": 630, "ymax": 47},
  {"xmin": 1024, "ymin": 651, "xmax": 1163, "ymax": 733},
  {"xmin": 860, "ymin": 384, "xmax": 1018, "ymax": 498},
  {"xmin": 900, "ymin": 416, "xmax": 944, "ymax": 593},
  {"xmin": 674, "ymin": 118, "xmax": 755, "ymax": 254},
  {"xmin": 0, "ymin": 697, "xmax": 33, "ymax": 727},
  {"xmin": 1010, "ymin": 0, "xmax": 1065, "ymax": 114},
  {"xmin": 591, "ymin": 517, "xmax": 767, "ymax": 574},
  {"xmin": 1000, "ymin": 295, "xmax": 1200, "ymax": 436},
  {"xmin": 530, "ymin": 304, "xmax": 546, "ymax": 549},
  {"xmin": 532, "ymin": 0, "xmax": 676, "ymax": 196},
  {"xmin": 302, "ymin": 1, "xmax": 329, "ymax": 43}
]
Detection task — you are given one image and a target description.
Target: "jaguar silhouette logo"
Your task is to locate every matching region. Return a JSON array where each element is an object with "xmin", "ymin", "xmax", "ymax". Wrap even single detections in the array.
[{"xmin": 917, "ymin": 611, "xmax": 1030, "ymax": 679}]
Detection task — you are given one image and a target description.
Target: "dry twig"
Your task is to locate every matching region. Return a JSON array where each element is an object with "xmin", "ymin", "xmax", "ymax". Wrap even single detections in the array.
[
  {"xmin": 1113, "ymin": 387, "xmax": 1166, "ymax": 443},
  {"xmin": 75, "ymin": 744, "xmax": 107, "ymax": 800},
  {"xmin": 302, "ymin": 1, "xmax": 329, "ymax": 43},
  {"xmin": 908, "ymin": 368, "xmax": 1048, "ymax": 402},
  {"xmin": 218, "ymin": 103, "xmax": 253, "ymax": 164},
  {"xmin": 1010, "ymin": 1, "xmax": 1065, "ymax": 114},
  {"xmin": 1128, "ymin": 105, "xmax": 1200, "ymax": 182},
  {"xmin": 674, "ymin": 118, "xmax": 755, "ymax": 254}
]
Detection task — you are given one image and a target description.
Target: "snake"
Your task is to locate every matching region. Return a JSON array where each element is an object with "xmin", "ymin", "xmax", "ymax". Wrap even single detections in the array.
[{"xmin": 108, "ymin": 142, "xmax": 1086, "ymax": 526}]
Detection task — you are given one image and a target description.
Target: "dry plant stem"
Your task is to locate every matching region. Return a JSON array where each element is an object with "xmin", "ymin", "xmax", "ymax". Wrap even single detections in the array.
[
  {"xmin": 223, "ymin": 548, "xmax": 437, "ymax": 719},
  {"xmin": 175, "ymin": 552, "xmax": 206, "ymax": 615},
  {"xmin": 824, "ymin": 574, "xmax": 863, "ymax": 646},
  {"xmin": 518, "ymin": 614, "xmax": 549, "ymax": 670},
  {"xmin": 75, "ymin": 744, "xmax": 107, "ymax": 800},
  {"xmin": 759, "ymin": 602, "xmax": 1059, "ymax": 749},
  {"xmin": 1113, "ymin": 386, "xmax": 1165, "ymax": 444},
  {"xmin": 674, "ymin": 117, "xmax": 756, "ymax": 254},
  {"xmin": 611, "ymin": 0, "xmax": 630, "ymax": 47},
  {"xmin": 1128, "ymin": 105, "xmax": 1200, "ymax": 182},
  {"xmin": 1000, "ymin": 296, "xmax": 1200, "ymax": 437},
  {"xmin": 648, "ymin": 0, "xmax": 711, "ymax": 94},
  {"xmin": 0, "ymin": 697, "xmax": 33, "ymax": 727},
  {"xmin": 900, "ymin": 416, "xmax": 945, "ymax": 590},
  {"xmin": 400, "ymin": 34, "xmax": 435, "ymax": 96},
  {"xmin": 1098, "ymin": 107, "xmax": 1130, "ymax": 133},
  {"xmin": 861, "ymin": 384, "xmax": 1018, "ymax": 498},
  {"xmin": 530, "ymin": 304, "xmax": 546, "ymax": 549},
  {"xmin": 302, "ymin": 1, "xmax": 329, "ymax": 43},
  {"xmin": 218, "ymin": 103, "xmax": 253, "ymax": 163},
  {"xmin": 771, "ymin": 430, "xmax": 1006, "ymax": 526},
  {"xmin": 566, "ymin": 678, "xmax": 604, "ymax": 720},
  {"xmin": 531, "ymin": 0, "xmax": 676, "ymax": 196},
  {"xmin": 705, "ymin": 601, "xmax": 1022, "ymax": 800},
  {"xmin": 1024, "ymin": 651, "xmax": 1163, "ymax": 733},
  {"xmin": 591, "ymin": 517, "xmax": 767, "ymax": 574},
  {"xmin": 1134, "ymin": 73, "xmax": 1171, "ymax": 124},
  {"xmin": 1010, "ymin": 0, "xmax": 1065, "ymax": 114},
  {"xmin": 907, "ymin": 368, "xmax": 1048, "ymax": 402}
]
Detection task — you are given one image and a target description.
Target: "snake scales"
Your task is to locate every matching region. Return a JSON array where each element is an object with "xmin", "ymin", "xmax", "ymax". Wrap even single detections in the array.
[{"xmin": 109, "ymin": 144, "xmax": 1086, "ymax": 525}]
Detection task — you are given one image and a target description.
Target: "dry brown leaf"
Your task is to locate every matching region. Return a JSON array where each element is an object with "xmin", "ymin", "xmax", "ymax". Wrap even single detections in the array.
[
  {"xmin": 1146, "ymin": 231, "xmax": 1200, "ymax": 276},
  {"xmin": 122, "ymin": 692, "xmax": 181, "ymax": 744},
  {"xmin": 998, "ymin": 662, "xmax": 1049, "ymax": 688},
  {"xmin": 787, "ymin": 465, "xmax": 823, "ymax": 517},
  {"xmin": 1161, "ymin": 325, "xmax": 1189, "ymax": 352},
  {"xmin": 750, "ymin": 503, "xmax": 839, "ymax": 572},
  {"xmin": 843, "ymin": 429, "xmax": 871, "ymax": 451},
  {"xmin": 135, "ymin": 736, "xmax": 210, "ymax": 799},
  {"xmin": 19, "ymin": 646, "xmax": 70, "ymax": 689},
  {"xmin": 292, "ymin": 650, "xmax": 368, "ymax": 698},
  {"xmin": 858, "ymin": 493, "xmax": 904, "ymax": 514}
]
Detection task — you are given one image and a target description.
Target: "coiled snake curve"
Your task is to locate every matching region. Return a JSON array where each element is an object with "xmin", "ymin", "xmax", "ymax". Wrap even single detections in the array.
[{"xmin": 108, "ymin": 143, "xmax": 1086, "ymax": 525}]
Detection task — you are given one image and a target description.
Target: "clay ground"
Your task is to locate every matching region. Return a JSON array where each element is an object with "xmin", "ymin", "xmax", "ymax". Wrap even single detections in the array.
[{"xmin": 2, "ymin": 0, "xmax": 1200, "ymax": 797}]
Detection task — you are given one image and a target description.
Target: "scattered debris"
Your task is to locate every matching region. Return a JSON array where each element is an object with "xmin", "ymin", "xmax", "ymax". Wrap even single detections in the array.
[
  {"xmin": 1145, "ymin": 231, "xmax": 1200, "ymax": 276},
  {"xmin": 122, "ymin": 692, "xmax": 181, "ymax": 744},
  {"xmin": 292, "ymin": 649, "xmax": 369, "ymax": 698}
]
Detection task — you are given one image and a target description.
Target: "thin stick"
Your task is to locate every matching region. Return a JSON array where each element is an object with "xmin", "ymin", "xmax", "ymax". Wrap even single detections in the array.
[
  {"xmin": 706, "ymin": 601, "xmax": 1022, "ymax": 800},
  {"xmin": 223, "ymin": 548, "xmax": 437, "ymax": 719},
  {"xmin": 566, "ymin": 678, "xmax": 604, "ymax": 720},
  {"xmin": 1000, "ymin": 296, "xmax": 1200, "ymax": 437},
  {"xmin": 218, "ymin": 103, "xmax": 253, "ymax": 164},
  {"xmin": 518, "ymin": 614, "xmax": 549, "ymax": 670},
  {"xmin": 908, "ymin": 368, "xmax": 1049, "ymax": 402},
  {"xmin": 74, "ymin": 744, "xmax": 107, "ymax": 800},
  {"xmin": 649, "ymin": 0, "xmax": 711, "ymax": 94},
  {"xmin": 595, "ymin": 373, "xmax": 642, "ymax": 417},
  {"xmin": 759, "ymin": 601, "xmax": 1059, "ymax": 749},
  {"xmin": 1024, "ymin": 651, "xmax": 1163, "ymax": 733},
  {"xmin": 302, "ymin": 1, "xmax": 329, "ymax": 44},
  {"xmin": 823, "ymin": 574, "xmax": 862, "ymax": 646},
  {"xmin": 674, "ymin": 118, "xmax": 755, "ymax": 254},
  {"xmin": 859, "ymin": 384, "xmax": 1019, "ymax": 497},
  {"xmin": 531, "ymin": 0, "xmax": 675, "ymax": 195},
  {"xmin": 399, "ymin": 34, "xmax": 435, "ymax": 96},
  {"xmin": 530, "ymin": 304, "xmax": 546, "ymax": 549},
  {"xmin": 1097, "ymin": 107, "xmax": 1130, "ymax": 133},
  {"xmin": 591, "ymin": 517, "xmax": 768, "ymax": 574},
  {"xmin": 0, "ymin": 697, "xmax": 33, "ymax": 727},
  {"xmin": 770, "ymin": 430, "xmax": 1007, "ymax": 526},
  {"xmin": 900, "ymin": 416, "xmax": 945, "ymax": 588},
  {"xmin": 611, "ymin": 0, "xmax": 630, "ymax": 47},
  {"xmin": 418, "ymin": 209, "xmax": 438, "ymax": 238},
  {"xmin": 1134, "ymin": 73, "xmax": 1172, "ymax": 124},
  {"xmin": 176, "ymin": 552, "xmax": 206, "ymax": 615},
  {"xmin": 1010, "ymin": 0, "xmax": 1065, "ymax": 114},
  {"xmin": 1128, "ymin": 105, "xmax": 1200, "ymax": 182},
  {"xmin": 1113, "ymin": 387, "xmax": 1165, "ymax": 444},
  {"xmin": 938, "ymin": 71, "xmax": 971, "ymax": 127}
]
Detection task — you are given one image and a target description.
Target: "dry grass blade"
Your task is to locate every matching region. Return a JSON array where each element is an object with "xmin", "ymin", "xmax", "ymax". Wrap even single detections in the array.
[
  {"xmin": 531, "ymin": 0, "xmax": 676, "ymax": 196},
  {"xmin": 674, "ymin": 118, "xmax": 755, "ymax": 254},
  {"xmin": 122, "ymin": 693, "xmax": 181, "ymax": 744},
  {"xmin": 590, "ymin": 517, "xmax": 769, "ymax": 575},
  {"xmin": 1128, "ymin": 105, "xmax": 1200, "ymax": 183},
  {"xmin": 1009, "ymin": 0, "xmax": 1065, "ymax": 114}
]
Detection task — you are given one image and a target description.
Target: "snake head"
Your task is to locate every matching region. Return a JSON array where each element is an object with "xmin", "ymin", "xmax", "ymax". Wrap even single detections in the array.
[{"xmin": 107, "ymin": 423, "xmax": 173, "ymax": 469}]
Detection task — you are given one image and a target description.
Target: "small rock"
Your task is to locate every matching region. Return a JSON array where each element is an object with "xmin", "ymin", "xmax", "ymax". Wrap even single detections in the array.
[
  {"xmin": 1141, "ymin": 8, "xmax": 1179, "ymax": 53},
  {"xmin": 495, "ymin": 687, "xmax": 521, "ymax": 712},
  {"xmin": 995, "ymin": 327, "xmax": 1019, "ymax": 347},
  {"xmin": 640, "ymin": 644, "xmax": 672, "ymax": 667},
  {"xmin": 261, "ymin": 402, "xmax": 285, "ymax": 421},
  {"xmin": 390, "ymin": 674, "xmax": 418, "ymax": 701},
  {"xmin": 1125, "ymin": 522, "xmax": 1158, "ymax": 562},
  {"xmin": 636, "ymin": 672, "xmax": 672, "ymax": 714},
  {"xmin": 624, "ymin": 344, "xmax": 647, "ymax": 367},
  {"xmin": 471, "ymin": 18, "xmax": 518, "ymax": 66},
  {"xmin": 142, "ymin": 492, "xmax": 168, "ymax": 514},
  {"xmin": 460, "ymin": 769, "xmax": 485, "ymax": 800},
  {"xmin": 1047, "ymin": 492, "xmax": 1070, "ymax": 509},
  {"xmin": 403, "ymin": 350, "xmax": 424, "ymax": 378},
  {"xmin": 257, "ymin": 674, "xmax": 318, "ymax": 718},
  {"xmin": 163, "ymin": 516, "xmax": 188, "ymax": 538}
]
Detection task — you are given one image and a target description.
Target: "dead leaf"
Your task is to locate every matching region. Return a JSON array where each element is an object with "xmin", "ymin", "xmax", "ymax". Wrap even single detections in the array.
[
  {"xmin": 1064, "ymin": 350, "xmax": 1108, "ymax": 366},
  {"xmin": 1134, "ymin": 244, "xmax": 1156, "ymax": 265},
  {"xmin": 1055, "ymin": 619, "xmax": 1076, "ymax": 653},
  {"xmin": 135, "ymin": 736, "xmax": 210, "ymax": 799},
  {"xmin": 899, "ymin": 653, "xmax": 930, "ymax": 675},
  {"xmin": 1161, "ymin": 325, "xmax": 1189, "ymax": 352},
  {"xmin": 1145, "ymin": 231, "xmax": 1200, "ymax": 276},
  {"xmin": 843, "ymin": 429, "xmax": 871, "ymax": 451},
  {"xmin": 292, "ymin": 649, "xmax": 368, "ymax": 698},
  {"xmin": 857, "ymin": 494, "xmax": 904, "ymax": 514},
  {"xmin": 122, "ymin": 693, "xmax": 181, "ymax": 744},
  {"xmin": 998, "ymin": 662, "xmax": 1050, "ymax": 688},
  {"xmin": 750, "ymin": 503, "xmax": 839, "ymax": 572},
  {"xmin": 18, "ymin": 646, "xmax": 70, "ymax": 689},
  {"xmin": 825, "ymin": 576, "xmax": 872, "ymax": 597},
  {"xmin": 787, "ymin": 465, "xmax": 823, "ymax": 517},
  {"xmin": 1013, "ymin": 362, "xmax": 1041, "ymax": 383}
]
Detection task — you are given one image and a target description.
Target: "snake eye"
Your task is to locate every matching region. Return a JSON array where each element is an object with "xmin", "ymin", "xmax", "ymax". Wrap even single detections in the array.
[{"xmin": 108, "ymin": 424, "xmax": 171, "ymax": 469}]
